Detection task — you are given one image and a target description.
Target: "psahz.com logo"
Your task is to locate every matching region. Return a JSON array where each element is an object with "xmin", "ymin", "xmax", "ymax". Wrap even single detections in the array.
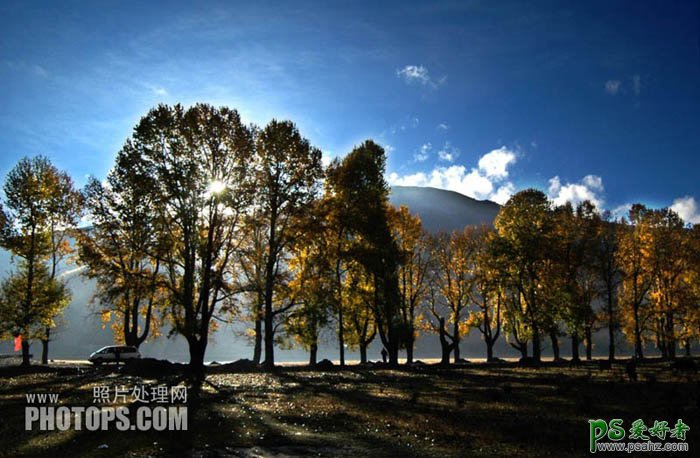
[{"xmin": 589, "ymin": 418, "xmax": 690, "ymax": 453}]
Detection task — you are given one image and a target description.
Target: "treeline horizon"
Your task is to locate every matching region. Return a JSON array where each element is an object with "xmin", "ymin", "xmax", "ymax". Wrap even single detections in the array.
[{"xmin": 1, "ymin": 103, "xmax": 699, "ymax": 372}]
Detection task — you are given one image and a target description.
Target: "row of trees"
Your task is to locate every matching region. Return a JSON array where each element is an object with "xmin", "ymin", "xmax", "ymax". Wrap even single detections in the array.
[
  {"xmin": 280, "ymin": 181, "xmax": 700, "ymax": 368},
  {"xmin": 1, "ymin": 103, "xmax": 698, "ymax": 370},
  {"xmin": 486, "ymin": 192, "xmax": 700, "ymax": 364}
]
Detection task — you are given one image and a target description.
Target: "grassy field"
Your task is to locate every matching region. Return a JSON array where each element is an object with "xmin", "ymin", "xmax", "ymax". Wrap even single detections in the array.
[{"xmin": 0, "ymin": 359, "xmax": 698, "ymax": 457}]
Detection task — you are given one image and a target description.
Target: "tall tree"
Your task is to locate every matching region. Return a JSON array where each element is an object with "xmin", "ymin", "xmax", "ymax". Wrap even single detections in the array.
[
  {"xmin": 327, "ymin": 141, "xmax": 403, "ymax": 366},
  {"xmin": 41, "ymin": 164, "xmax": 82, "ymax": 363},
  {"xmin": 0, "ymin": 264, "xmax": 70, "ymax": 358},
  {"xmin": 595, "ymin": 212, "xmax": 622, "ymax": 361},
  {"xmin": 124, "ymin": 103, "xmax": 254, "ymax": 374},
  {"xmin": 78, "ymin": 145, "xmax": 166, "ymax": 348},
  {"xmin": 618, "ymin": 205, "xmax": 654, "ymax": 359},
  {"xmin": 428, "ymin": 228, "xmax": 479, "ymax": 364},
  {"xmin": 285, "ymin": 211, "xmax": 333, "ymax": 366},
  {"xmin": 343, "ymin": 260, "xmax": 377, "ymax": 364},
  {"xmin": 318, "ymin": 179, "xmax": 352, "ymax": 366},
  {"xmin": 680, "ymin": 224, "xmax": 700, "ymax": 355},
  {"xmin": 0, "ymin": 156, "xmax": 79, "ymax": 365},
  {"xmin": 494, "ymin": 189, "xmax": 554, "ymax": 363},
  {"xmin": 388, "ymin": 205, "xmax": 431, "ymax": 364},
  {"xmin": 236, "ymin": 211, "xmax": 268, "ymax": 364},
  {"xmin": 552, "ymin": 201, "xmax": 600, "ymax": 362},
  {"xmin": 488, "ymin": 232, "xmax": 531, "ymax": 358},
  {"xmin": 253, "ymin": 120, "xmax": 323, "ymax": 370},
  {"xmin": 645, "ymin": 208, "xmax": 689, "ymax": 359},
  {"xmin": 468, "ymin": 229, "xmax": 504, "ymax": 362}
]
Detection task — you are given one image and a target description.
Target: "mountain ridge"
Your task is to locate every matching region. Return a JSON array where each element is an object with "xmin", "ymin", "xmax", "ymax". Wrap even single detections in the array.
[{"xmin": 389, "ymin": 185, "xmax": 501, "ymax": 232}]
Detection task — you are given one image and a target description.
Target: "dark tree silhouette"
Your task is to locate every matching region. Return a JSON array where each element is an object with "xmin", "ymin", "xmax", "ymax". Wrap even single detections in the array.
[
  {"xmin": 494, "ymin": 189, "xmax": 554, "ymax": 363},
  {"xmin": 120, "ymin": 103, "xmax": 255, "ymax": 374},
  {"xmin": 252, "ymin": 120, "xmax": 323, "ymax": 370},
  {"xmin": 78, "ymin": 147, "xmax": 166, "ymax": 348},
  {"xmin": 327, "ymin": 141, "xmax": 403, "ymax": 366},
  {"xmin": 0, "ymin": 156, "xmax": 79, "ymax": 365}
]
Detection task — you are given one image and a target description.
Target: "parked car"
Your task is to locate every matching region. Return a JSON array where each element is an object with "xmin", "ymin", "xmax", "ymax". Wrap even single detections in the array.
[{"xmin": 88, "ymin": 345, "xmax": 141, "ymax": 365}]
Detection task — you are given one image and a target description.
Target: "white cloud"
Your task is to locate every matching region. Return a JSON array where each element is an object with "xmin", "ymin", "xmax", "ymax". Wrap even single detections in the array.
[
  {"xmin": 610, "ymin": 203, "xmax": 633, "ymax": 220},
  {"xmin": 548, "ymin": 174, "xmax": 605, "ymax": 209},
  {"xmin": 396, "ymin": 65, "xmax": 445, "ymax": 88},
  {"xmin": 389, "ymin": 116, "xmax": 420, "ymax": 134},
  {"xmin": 632, "ymin": 74, "xmax": 641, "ymax": 96},
  {"xmin": 32, "ymin": 64, "xmax": 48, "ymax": 78},
  {"xmin": 437, "ymin": 141, "xmax": 459, "ymax": 162},
  {"xmin": 582, "ymin": 174, "xmax": 603, "ymax": 191},
  {"xmin": 414, "ymin": 143, "xmax": 431, "ymax": 162},
  {"xmin": 397, "ymin": 65, "xmax": 429, "ymax": 84},
  {"xmin": 437, "ymin": 123, "xmax": 449, "ymax": 131},
  {"xmin": 670, "ymin": 196, "xmax": 700, "ymax": 225},
  {"xmin": 605, "ymin": 80, "xmax": 621, "ymax": 95},
  {"xmin": 477, "ymin": 147, "xmax": 517, "ymax": 179},
  {"xmin": 321, "ymin": 152, "xmax": 334, "ymax": 167},
  {"xmin": 438, "ymin": 151, "xmax": 454, "ymax": 162},
  {"xmin": 144, "ymin": 83, "xmax": 168, "ymax": 97},
  {"xmin": 490, "ymin": 183, "xmax": 516, "ymax": 205},
  {"xmin": 387, "ymin": 147, "xmax": 518, "ymax": 204},
  {"xmin": 4, "ymin": 60, "xmax": 49, "ymax": 78},
  {"xmin": 388, "ymin": 167, "xmax": 493, "ymax": 199}
]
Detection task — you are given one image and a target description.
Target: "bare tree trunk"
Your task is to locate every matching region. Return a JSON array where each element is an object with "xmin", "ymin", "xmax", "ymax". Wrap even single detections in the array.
[
  {"xmin": 309, "ymin": 343, "xmax": 318, "ymax": 366},
  {"xmin": 438, "ymin": 318, "xmax": 453, "ymax": 366},
  {"xmin": 634, "ymin": 305, "xmax": 644, "ymax": 360},
  {"xmin": 188, "ymin": 338, "xmax": 207, "ymax": 377},
  {"xmin": 571, "ymin": 334, "xmax": 580, "ymax": 362},
  {"xmin": 336, "ymin": 261, "xmax": 345, "ymax": 367},
  {"xmin": 263, "ymin": 209, "xmax": 278, "ymax": 371},
  {"xmin": 22, "ymin": 226, "xmax": 36, "ymax": 367},
  {"xmin": 406, "ymin": 334, "xmax": 414, "ymax": 365},
  {"xmin": 253, "ymin": 316, "xmax": 262, "ymax": 365},
  {"xmin": 656, "ymin": 324, "xmax": 667, "ymax": 360},
  {"xmin": 667, "ymin": 314, "xmax": 676, "ymax": 360},
  {"xmin": 21, "ymin": 339, "xmax": 31, "ymax": 366},
  {"xmin": 607, "ymin": 291, "xmax": 616, "ymax": 361},
  {"xmin": 338, "ymin": 307, "xmax": 345, "ymax": 367},
  {"xmin": 41, "ymin": 328, "xmax": 50, "ymax": 365},
  {"xmin": 510, "ymin": 336, "xmax": 528, "ymax": 359},
  {"xmin": 584, "ymin": 326, "xmax": 593, "ymax": 361},
  {"xmin": 453, "ymin": 319, "xmax": 460, "ymax": 363},
  {"xmin": 549, "ymin": 330, "xmax": 560, "ymax": 360},
  {"xmin": 532, "ymin": 325, "xmax": 541, "ymax": 363},
  {"xmin": 263, "ymin": 307, "xmax": 274, "ymax": 370},
  {"xmin": 387, "ymin": 338, "xmax": 399, "ymax": 367},
  {"xmin": 608, "ymin": 320, "xmax": 615, "ymax": 361}
]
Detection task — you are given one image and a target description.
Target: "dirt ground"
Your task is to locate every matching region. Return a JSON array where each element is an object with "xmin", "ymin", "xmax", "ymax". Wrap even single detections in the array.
[{"xmin": 0, "ymin": 359, "xmax": 698, "ymax": 457}]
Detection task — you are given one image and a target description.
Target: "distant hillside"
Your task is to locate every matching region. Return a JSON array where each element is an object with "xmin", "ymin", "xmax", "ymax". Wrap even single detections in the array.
[{"xmin": 389, "ymin": 186, "xmax": 500, "ymax": 232}]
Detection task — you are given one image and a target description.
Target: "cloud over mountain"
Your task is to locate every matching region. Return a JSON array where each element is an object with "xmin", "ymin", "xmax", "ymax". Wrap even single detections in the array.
[{"xmin": 388, "ymin": 147, "xmax": 517, "ymax": 204}]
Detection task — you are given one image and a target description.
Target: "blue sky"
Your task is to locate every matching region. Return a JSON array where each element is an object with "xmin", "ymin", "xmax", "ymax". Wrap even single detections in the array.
[{"xmin": 1, "ymin": 1, "xmax": 699, "ymax": 221}]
